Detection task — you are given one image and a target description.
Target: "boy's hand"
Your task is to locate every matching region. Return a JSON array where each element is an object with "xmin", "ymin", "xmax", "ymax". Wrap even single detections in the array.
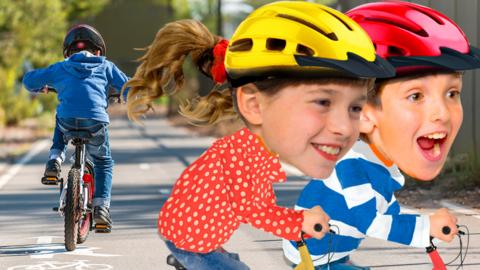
[
  {"xmin": 429, "ymin": 208, "xmax": 458, "ymax": 242},
  {"xmin": 41, "ymin": 85, "xmax": 49, "ymax": 93},
  {"xmin": 302, "ymin": 206, "xmax": 330, "ymax": 240}
]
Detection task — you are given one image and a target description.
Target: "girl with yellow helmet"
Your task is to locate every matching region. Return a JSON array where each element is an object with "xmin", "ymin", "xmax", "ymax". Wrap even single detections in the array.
[{"xmin": 124, "ymin": 1, "xmax": 394, "ymax": 269}]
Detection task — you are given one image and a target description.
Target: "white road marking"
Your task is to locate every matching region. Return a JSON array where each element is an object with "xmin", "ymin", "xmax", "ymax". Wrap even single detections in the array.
[
  {"xmin": 159, "ymin": 188, "xmax": 171, "ymax": 194},
  {"xmin": 34, "ymin": 236, "xmax": 56, "ymax": 245},
  {"xmin": 440, "ymin": 200, "xmax": 480, "ymax": 220},
  {"xmin": 281, "ymin": 162, "xmax": 305, "ymax": 177},
  {"xmin": 7, "ymin": 260, "xmax": 113, "ymax": 270},
  {"xmin": 139, "ymin": 163, "xmax": 150, "ymax": 170},
  {"xmin": 0, "ymin": 139, "xmax": 49, "ymax": 189},
  {"xmin": 30, "ymin": 245, "xmax": 120, "ymax": 259}
]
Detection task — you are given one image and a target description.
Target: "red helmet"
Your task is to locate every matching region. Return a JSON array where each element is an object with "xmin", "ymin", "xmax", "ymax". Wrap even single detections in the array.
[
  {"xmin": 63, "ymin": 24, "xmax": 106, "ymax": 58},
  {"xmin": 347, "ymin": 1, "xmax": 480, "ymax": 74}
]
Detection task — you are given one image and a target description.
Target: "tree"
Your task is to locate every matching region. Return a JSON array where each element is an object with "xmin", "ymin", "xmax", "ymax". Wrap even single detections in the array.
[{"xmin": 0, "ymin": 0, "xmax": 110, "ymax": 126}]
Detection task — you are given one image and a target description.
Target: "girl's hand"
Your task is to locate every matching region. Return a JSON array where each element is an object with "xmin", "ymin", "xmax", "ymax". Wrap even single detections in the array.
[
  {"xmin": 429, "ymin": 208, "xmax": 458, "ymax": 242},
  {"xmin": 302, "ymin": 206, "xmax": 330, "ymax": 239}
]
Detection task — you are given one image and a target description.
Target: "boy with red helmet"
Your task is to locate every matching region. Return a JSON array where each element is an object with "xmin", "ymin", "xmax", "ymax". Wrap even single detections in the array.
[
  {"xmin": 284, "ymin": 2, "xmax": 480, "ymax": 269},
  {"xmin": 22, "ymin": 24, "xmax": 129, "ymax": 232}
]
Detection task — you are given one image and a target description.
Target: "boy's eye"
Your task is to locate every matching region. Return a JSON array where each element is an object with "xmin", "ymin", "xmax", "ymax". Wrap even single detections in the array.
[
  {"xmin": 314, "ymin": 99, "xmax": 331, "ymax": 107},
  {"xmin": 407, "ymin": 92, "xmax": 423, "ymax": 102}
]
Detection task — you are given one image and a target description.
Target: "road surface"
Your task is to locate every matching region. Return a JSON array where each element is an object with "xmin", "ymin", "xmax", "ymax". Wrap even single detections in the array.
[{"xmin": 0, "ymin": 115, "xmax": 478, "ymax": 269}]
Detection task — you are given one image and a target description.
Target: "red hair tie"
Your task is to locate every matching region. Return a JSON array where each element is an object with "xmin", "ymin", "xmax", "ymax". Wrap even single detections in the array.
[{"xmin": 210, "ymin": 39, "xmax": 229, "ymax": 83}]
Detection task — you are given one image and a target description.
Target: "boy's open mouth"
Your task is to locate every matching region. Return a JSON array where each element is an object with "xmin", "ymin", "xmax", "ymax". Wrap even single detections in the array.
[{"xmin": 416, "ymin": 132, "xmax": 447, "ymax": 161}]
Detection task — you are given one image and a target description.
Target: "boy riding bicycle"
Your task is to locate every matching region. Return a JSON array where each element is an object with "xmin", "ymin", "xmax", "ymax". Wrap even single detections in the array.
[
  {"xmin": 283, "ymin": 2, "xmax": 480, "ymax": 269},
  {"xmin": 22, "ymin": 24, "xmax": 129, "ymax": 232}
]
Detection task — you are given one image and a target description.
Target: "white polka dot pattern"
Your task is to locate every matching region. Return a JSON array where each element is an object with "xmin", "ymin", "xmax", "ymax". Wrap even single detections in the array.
[{"xmin": 158, "ymin": 128, "xmax": 304, "ymax": 253}]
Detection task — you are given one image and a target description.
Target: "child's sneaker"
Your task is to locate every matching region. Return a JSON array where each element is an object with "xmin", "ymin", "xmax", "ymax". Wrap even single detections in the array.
[
  {"xmin": 94, "ymin": 206, "xmax": 112, "ymax": 233},
  {"xmin": 41, "ymin": 159, "xmax": 61, "ymax": 185}
]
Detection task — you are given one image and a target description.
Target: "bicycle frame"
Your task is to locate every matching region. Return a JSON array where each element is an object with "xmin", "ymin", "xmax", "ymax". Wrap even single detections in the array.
[
  {"xmin": 57, "ymin": 140, "xmax": 87, "ymax": 216},
  {"xmin": 294, "ymin": 239, "xmax": 315, "ymax": 270},
  {"xmin": 427, "ymin": 246, "xmax": 447, "ymax": 270}
]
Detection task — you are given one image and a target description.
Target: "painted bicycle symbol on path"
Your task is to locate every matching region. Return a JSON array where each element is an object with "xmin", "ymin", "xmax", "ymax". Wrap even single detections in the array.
[{"xmin": 7, "ymin": 260, "xmax": 113, "ymax": 270}]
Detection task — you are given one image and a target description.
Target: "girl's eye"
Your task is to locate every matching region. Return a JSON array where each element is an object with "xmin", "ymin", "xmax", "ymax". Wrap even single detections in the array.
[
  {"xmin": 407, "ymin": 92, "xmax": 423, "ymax": 102},
  {"xmin": 314, "ymin": 99, "xmax": 331, "ymax": 107},
  {"xmin": 350, "ymin": 105, "xmax": 363, "ymax": 113},
  {"xmin": 447, "ymin": 89, "xmax": 461, "ymax": 99}
]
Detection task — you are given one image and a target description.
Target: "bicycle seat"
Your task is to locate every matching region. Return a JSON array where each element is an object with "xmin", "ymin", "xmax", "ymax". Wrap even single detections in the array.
[{"xmin": 63, "ymin": 130, "xmax": 94, "ymax": 142}]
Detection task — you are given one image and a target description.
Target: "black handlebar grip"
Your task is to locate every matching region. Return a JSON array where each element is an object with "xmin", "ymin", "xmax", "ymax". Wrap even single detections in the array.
[
  {"xmin": 314, "ymin": 223, "xmax": 322, "ymax": 232},
  {"xmin": 442, "ymin": 226, "xmax": 451, "ymax": 235}
]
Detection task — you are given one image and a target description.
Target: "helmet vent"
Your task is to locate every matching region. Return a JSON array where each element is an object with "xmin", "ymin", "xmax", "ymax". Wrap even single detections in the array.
[
  {"xmin": 410, "ymin": 5, "xmax": 444, "ymax": 25},
  {"xmin": 266, "ymin": 38, "xmax": 286, "ymax": 51},
  {"xmin": 296, "ymin": 44, "xmax": 314, "ymax": 56},
  {"xmin": 387, "ymin": 46, "xmax": 406, "ymax": 57},
  {"xmin": 277, "ymin": 14, "xmax": 338, "ymax": 41},
  {"xmin": 364, "ymin": 18, "xmax": 428, "ymax": 37},
  {"xmin": 230, "ymin": 38, "xmax": 253, "ymax": 52},
  {"xmin": 321, "ymin": 8, "xmax": 353, "ymax": 31}
]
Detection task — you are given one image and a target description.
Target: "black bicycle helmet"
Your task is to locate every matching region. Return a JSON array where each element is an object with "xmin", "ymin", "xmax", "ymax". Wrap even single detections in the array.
[{"xmin": 63, "ymin": 24, "xmax": 106, "ymax": 57}]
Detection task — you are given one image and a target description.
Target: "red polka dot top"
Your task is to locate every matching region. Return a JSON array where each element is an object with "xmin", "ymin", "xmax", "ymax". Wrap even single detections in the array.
[{"xmin": 158, "ymin": 128, "xmax": 305, "ymax": 253}]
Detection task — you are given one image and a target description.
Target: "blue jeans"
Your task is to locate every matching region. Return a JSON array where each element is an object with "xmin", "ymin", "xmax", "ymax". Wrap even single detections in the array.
[
  {"xmin": 165, "ymin": 241, "xmax": 250, "ymax": 270},
  {"xmin": 293, "ymin": 256, "xmax": 370, "ymax": 270},
  {"xmin": 51, "ymin": 117, "xmax": 113, "ymax": 208}
]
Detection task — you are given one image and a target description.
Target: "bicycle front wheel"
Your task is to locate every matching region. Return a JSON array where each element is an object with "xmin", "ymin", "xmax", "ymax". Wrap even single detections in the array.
[{"xmin": 65, "ymin": 168, "xmax": 81, "ymax": 251}]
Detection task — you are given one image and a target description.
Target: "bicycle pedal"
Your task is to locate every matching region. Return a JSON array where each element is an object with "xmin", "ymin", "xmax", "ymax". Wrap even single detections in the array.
[
  {"xmin": 41, "ymin": 176, "xmax": 59, "ymax": 185},
  {"xmin": 94, "ymin": 224, "xmax": 111, "ymax": 233},
  {"xmin": 167, "ymin": 254, "xmax": 187, "ymax": 269}
]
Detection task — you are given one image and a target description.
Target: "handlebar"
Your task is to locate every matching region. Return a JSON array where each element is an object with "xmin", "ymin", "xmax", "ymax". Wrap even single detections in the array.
[
  {"xmin": 429, "ymin": 225, "xmax": 464, "ymax": 246},
  {"xmin": 46, "ymin": 87, "xmax": 57, "ymax": 93},
  {"xmin": 36, "ymin": 86, "xmax": 121, "ymax": 103},
  {"xmin": 439, "ymin": 225, "xmax": 464, "ymax": 237}
]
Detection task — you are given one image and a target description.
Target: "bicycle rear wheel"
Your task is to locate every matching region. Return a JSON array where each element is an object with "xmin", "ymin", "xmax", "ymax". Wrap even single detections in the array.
[
  {"xmin": 65, "ymin": 168, "xmax": 81, "ymax": 251},
  {"xmin": 78, "ymin": 162, "xmax": 94, "ymax": 244}
]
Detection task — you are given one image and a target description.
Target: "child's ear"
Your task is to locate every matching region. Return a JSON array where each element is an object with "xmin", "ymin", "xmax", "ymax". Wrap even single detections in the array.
[
  {"xmin": 360, "ymin": 105, "xmax": 377, "ymax": 134},
  {"xmin": 236, "ymin": 84, "xmax": 263, "ymax": 125}
]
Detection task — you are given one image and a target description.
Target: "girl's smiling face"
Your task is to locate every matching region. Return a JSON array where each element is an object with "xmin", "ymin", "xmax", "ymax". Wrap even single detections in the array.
[
  {"xmin": 240, "ymin": 81, "xmax": 367, "ymax": 179},
  {"xmin": 363, "ymin": 73, "xmax": 463, "ymax": 180}
]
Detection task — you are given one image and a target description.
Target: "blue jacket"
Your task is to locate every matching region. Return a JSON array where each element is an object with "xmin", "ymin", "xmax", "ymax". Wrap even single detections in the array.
[{"xmin": 23, "ymin": 51, "xmax": 129, "ymax": 123}]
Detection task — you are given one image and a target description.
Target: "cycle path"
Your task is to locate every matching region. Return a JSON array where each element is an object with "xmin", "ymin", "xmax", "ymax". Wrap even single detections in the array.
[{"xmin": 0, "ymin": 114, "xmax": 478, "ymax": 269}]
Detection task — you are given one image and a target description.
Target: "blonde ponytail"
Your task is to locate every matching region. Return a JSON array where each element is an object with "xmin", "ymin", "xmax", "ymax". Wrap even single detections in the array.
[
  {"xmin": 179, "ymin": 87, "xmax": 237, "ymax": 125},
  {"xmin": 124, "ymin": 19, "xmax": 235, "ymax": 123}
]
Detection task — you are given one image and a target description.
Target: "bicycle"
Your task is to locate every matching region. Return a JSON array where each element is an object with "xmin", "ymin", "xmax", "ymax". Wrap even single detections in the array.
[
  {"xmin": 38, "ymin": 87, "xmax": 119, "ymax": 251},
  {"xmin": 295, "ymin": 225, "xmax": 468, "ymax": 270}
]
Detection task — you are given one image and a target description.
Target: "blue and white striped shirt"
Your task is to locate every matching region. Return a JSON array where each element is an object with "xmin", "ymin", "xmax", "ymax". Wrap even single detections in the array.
[{"xmin": 283, "ymin": 141, "xmax": 430, "ymax": 266}]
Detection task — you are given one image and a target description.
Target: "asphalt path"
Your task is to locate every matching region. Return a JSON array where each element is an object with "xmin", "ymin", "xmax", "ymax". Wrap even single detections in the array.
[{"xmin": 0, "ymin": 115, "xmax": 478, "ymax": 270}]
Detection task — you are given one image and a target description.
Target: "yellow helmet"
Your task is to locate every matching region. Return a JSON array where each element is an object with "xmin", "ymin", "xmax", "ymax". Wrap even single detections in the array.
[{"xmin": 225, "ymin": 1, "xmax": 394, "ymax": 87}]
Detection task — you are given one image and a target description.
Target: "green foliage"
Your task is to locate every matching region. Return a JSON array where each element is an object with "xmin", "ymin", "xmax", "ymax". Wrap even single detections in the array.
[
  {"xmin": 1, "ymin": 90, "xmax": 41, "ymax": 126},
  {"xmin": 0, "ymin": 0, "xmax": 66, "ymax": 69},
  {"xmin": 0, "ymin": 0, "xmax": 109, "ymax": 126},
  {"xmin": 63, "ymin": 0, "xmax": 111, "ymax": 21},
  {"xmin": 0, "ymin": 106, "xmax": 4, "ymax": 128}
]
